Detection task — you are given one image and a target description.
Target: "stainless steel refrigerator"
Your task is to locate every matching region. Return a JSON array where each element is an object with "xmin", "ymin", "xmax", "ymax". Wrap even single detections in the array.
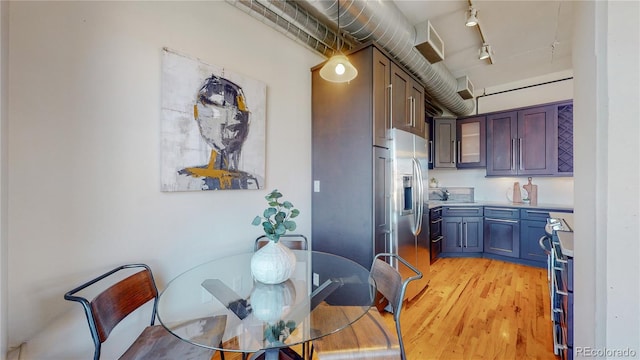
[{"xmin": 390, "ymin": 128, "xmax": 430, "ymax": 301}]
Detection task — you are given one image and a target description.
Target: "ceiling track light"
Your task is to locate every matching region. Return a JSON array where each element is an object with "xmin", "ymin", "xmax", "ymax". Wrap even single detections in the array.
[
  {"xmin": 319, "ymin": 0, "xmax": 358, "ymax": 83},
  {"xmin": 465, "ymin": 6, "xmax": 478, "ymax": 27},
  {"xmin": 479, "ymin": 43, "xmax": 491, "ymax": 60}
]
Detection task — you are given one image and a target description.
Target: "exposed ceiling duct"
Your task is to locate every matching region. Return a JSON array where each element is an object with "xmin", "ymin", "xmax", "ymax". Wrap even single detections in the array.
[{"xmin": 226, "ymin": 0, "xmax": 475, "ymax": 116}]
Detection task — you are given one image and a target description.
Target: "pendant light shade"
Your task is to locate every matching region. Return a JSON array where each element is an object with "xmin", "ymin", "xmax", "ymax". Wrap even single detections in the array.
[
  {"xmin": 319, "ymin": 54, "xmax": 358, "ymax": 82},
  {"xmin": 319, "ymin": 0, "xmax": 358, "ymax": 83}
]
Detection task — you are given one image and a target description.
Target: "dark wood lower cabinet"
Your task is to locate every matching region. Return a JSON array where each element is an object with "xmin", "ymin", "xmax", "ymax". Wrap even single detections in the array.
[
  {"xmin": 520, "ymin": 220, "xmax": 548, "ymax": 263},
  {"xmin": 483, "ymin": 217, "xmax": 520, "ymax": 258},
  {"xmin": 442, "ymin": 216, "xmax": 483, "ymax": 253}
]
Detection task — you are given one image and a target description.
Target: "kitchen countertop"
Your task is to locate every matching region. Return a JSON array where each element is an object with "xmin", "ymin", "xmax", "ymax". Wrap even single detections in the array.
[
  {"xmin": 428, "ymin": 200, "xmax": 574, "ymax": 212},
  {"xmin": 549, "ymin": 212, "xmax": 575, "ymax": 257}
]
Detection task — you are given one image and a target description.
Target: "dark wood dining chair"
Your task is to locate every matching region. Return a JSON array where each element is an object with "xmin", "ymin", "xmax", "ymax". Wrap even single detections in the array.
[
  {"xmin": 311, "ymin": 253, "xmax": 423, "ymax": 360},
  {"xmin": 64, "ymin": 263, "xmax": 226, "ymax": 360},
  {"xmin": 254, "ymin": 234, "xmax": 309, "ymax": 251}
]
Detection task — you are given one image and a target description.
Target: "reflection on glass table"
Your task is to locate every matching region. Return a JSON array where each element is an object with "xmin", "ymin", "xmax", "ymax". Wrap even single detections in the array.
[{"xmin": 157, "ymin": 250, "xmax": 376, "ymax": 360}]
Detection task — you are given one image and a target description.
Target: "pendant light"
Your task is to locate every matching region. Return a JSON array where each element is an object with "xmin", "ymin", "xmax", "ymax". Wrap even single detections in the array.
[{"xmin": 319, "ymin": 0, "xmax": 358, "ymax": 83}]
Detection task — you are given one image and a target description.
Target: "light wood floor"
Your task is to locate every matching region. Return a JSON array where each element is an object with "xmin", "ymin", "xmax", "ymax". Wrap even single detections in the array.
[
  {"xmin": 219, "ymin": 257, "xmax": 556, "ymax": 360},
  {"xmin": 387, "ymin": 257, "xmax": 557, "ymax": 360}
]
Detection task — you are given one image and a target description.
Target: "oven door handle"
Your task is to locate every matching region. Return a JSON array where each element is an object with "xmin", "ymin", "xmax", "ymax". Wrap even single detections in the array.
[{"xmin": 539, "ymin": 235, "xmax": 552, "ymax": 255}]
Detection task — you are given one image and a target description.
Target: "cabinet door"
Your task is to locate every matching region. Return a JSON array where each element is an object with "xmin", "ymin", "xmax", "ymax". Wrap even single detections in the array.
[
  {"xmin": 390, "ymin": 63, "xmax": 425, "ymax": 137},
  {"xmin": 462, "ymin": 217, "xmax": 484, "ymax": 252},
  {"xmin": 520, "ymin": 220, "xmax": 548, "ymax": 263},
  {"xmin": 518, "ymin": 105, "xmax": 557, "ymax": 175},
  {"xmin": 483, "ymin": 217, "xmax": 520, "ymax": 258},
  {"xmin": 486, "ymin": 111, "xmax": 518, "ymax": 176},
  {"xmin": 374, "ymin": 147, "xmax": 391, "ymax": 255},
  {"xmin": 457, "ymin": 116, "xmax": 486, "ymax": 168},
  {"xmin": 425, "ymin": 117, "xmax": 434, "ymax": 169},
  {"xmin": 442, "ymin": 217, "xmax": 462, "ymax": 252},
  {"xmin": 434, "ymin": 118, "xmax": 456, "ymax": 168},
  {"xmin": 372, "ymin": 49, "xmax": 391, "ymax": 148},
  {"xmin": 390, "ymin": 63, "xmax": 411, "ymax": 132},
  {"xmin": 409, "ymin": 80, "xmax": 425, "ymax": 136}
]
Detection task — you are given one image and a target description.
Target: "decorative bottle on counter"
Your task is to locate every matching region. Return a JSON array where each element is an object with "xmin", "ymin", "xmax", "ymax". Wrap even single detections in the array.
[{"xmin": 523, "ymin": 177, "xmax": 538, "ymax": 205}]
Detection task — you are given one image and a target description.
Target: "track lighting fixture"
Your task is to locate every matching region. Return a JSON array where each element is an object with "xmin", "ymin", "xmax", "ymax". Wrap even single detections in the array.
[
  {"xmin": 465, "ymin": 6, "xmax": 478, "ymax": 27},
  {"xmin": 319, "ymin": 0, "xmax": 358, "ymax": 83},
  {"xmin": 479, "ymin": 43, "xmax": 491, "ymax": 60}
]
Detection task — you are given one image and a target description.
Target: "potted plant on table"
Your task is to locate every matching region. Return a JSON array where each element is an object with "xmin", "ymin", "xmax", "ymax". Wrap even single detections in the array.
[{"xmin": 250, "ymin": 189, "xmax": 300, "ymax": 284}]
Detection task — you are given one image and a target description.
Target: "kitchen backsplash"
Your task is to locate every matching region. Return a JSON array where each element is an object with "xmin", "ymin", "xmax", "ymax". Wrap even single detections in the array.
[
  {"xmin": 428, "ymin": 187, "xmax": 475, "ymax": 202},
  {"xmin": 428, "ymin": 168, "xmax": 574, "ymax": 206}
]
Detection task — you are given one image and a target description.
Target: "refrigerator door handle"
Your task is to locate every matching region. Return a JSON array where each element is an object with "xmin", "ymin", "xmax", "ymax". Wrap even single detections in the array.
[{"xmin": 412, "ymin": 157, "xmax": 424, "ymax": 236}]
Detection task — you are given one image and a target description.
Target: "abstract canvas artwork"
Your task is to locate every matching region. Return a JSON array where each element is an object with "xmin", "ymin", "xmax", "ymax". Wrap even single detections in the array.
[{"xmin": 160, "ymin": 48, "xmax": 266, "ymax": 191}]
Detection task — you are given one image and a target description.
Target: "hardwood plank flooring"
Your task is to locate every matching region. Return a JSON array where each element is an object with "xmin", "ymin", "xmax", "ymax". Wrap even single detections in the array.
[
  {"xmin": 384, "ymin": 257, "xmax": 556, "ymax": 360},
  {"xmin": 218, "ymin": 257, "xmax": 556, "ymax": 360}
]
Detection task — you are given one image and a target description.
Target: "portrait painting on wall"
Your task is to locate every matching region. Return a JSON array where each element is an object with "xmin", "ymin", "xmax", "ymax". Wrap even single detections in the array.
[{"xmin": 160, "ymin": 48, "xmax": 266, "ymax": 191}]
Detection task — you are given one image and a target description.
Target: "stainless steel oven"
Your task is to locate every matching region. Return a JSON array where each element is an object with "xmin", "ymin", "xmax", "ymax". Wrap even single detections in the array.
[{"xmin": 541, "ymin": 217, "xmax": 572, "ymax": 359}]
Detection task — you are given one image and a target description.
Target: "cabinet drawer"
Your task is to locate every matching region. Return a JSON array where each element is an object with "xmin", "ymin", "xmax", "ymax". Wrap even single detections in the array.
[
  {"xmin": 442, "ymin": 206, "xmax": 483, "ymax": 217},
  {"xmin": 520, "ymin": 209, "xmax": 552, "ymax": 221},
  {"xmin": 429, "ymin": 207, "xmax": 443, "ymax": 217},
  {"xmin": 484, "ymin": 207, "xmax": 519, "ymax": 219}
]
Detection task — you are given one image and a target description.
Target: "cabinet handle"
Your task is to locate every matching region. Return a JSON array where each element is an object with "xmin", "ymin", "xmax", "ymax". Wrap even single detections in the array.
[
  {"xmin": 431, "ymin": 218, "xmax": 442, "ymax": 224},
  {"xmin": 459, "ymin": 223, "xmax": 463, "ymax": 247},
  {"xmin": 412, "ymin": 96, "xmax": 416, "ymax": 127},
  {"xmin": 447, "ymin": 207, "xmax": 482, "ymax": 210},
  {"xmin": 428, "ymin": 140, "xmax": 433, "ymax": 163},
  {"xmin": 450, "ymin": 141, "xmax": 455, "ymax": 163},
  {"xmin": 457, "ymin": 141, "xmax": 461, "ymax": 164},
  {"xmin": 464, "ymin": 222, "xmax": 468, "ymax": 247},
  {"xmin": 511, "ymin": 138, "xmax": 516, "ymax": 170},
  {"xmin": 525, "ymin": 210, "xmax": 550, "ymax": 214},
  {"xmin": 519, "ymin": 138, "xmax": 523, "ymax": 171},
  {"xmin": 485, "ymin": 217, "xmax": 519, "ymax": 224},
  {"xmin": 432, "ymin": 235, "xmax": 443, "ymax": 243},
  {"xmin": 388, "ymin": 84, "xmax": 393, "ymax": 128}
]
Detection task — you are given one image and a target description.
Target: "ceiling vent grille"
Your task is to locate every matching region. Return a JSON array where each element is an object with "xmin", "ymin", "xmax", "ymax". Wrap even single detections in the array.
[
  {"xmin": 456, "ymin": 76, "xmax": 475, "ymax": 100},
  {"xmin": 414, "ymin": 20, "xmax": 444, "ymax": 64}
]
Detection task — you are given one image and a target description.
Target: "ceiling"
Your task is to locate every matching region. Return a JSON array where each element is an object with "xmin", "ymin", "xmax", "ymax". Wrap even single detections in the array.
[{"xmin": 392, "ymin": 0, "xmax": 574, "ymax": 91}]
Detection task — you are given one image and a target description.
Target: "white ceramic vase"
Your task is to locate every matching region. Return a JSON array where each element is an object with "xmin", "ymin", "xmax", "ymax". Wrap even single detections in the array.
[{"xmin": 250, "ymin": 240, "xmax": 296, "ymax": 284}]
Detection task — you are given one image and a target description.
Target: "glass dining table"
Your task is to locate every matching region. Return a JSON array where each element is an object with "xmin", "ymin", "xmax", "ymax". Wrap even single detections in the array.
[{"xmin": 157, "ymin": 250, "xmax": 376, "ymax": 360}]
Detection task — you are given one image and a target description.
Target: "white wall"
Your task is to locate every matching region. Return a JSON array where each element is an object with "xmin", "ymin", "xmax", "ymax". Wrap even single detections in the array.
[
  {"xmin": 573, "ymin": 0, "xmax": 640, "ymax": 355},
  {"xmin": 0, "ymin": 0, "xmax": 8, "ymax": 358},
  {"xmin": 430, "ymin": 71, "xmax": 575, "ymax": 207},
  {"xmin": 7, "ymin": 1, "xmax": 322, "ymax": 355}
]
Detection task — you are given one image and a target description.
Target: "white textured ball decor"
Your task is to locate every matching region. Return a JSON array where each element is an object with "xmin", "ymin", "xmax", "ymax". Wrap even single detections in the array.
[{"xmin": 250, "ymin": 241, "xmax": 297, "ymax": 284}]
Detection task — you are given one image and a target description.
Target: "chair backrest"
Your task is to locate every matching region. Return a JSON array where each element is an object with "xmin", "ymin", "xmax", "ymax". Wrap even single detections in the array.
[
  {"xmin": 64, "ymin": 264, "xmax": 158, "ymax": 360},
  {"xmin": 255, "ymin": 234, "xmax": 308, "ymax": 251},
  {"xmin": 371, "ymin": 253, "xmax": 423, "ymax": 360}
]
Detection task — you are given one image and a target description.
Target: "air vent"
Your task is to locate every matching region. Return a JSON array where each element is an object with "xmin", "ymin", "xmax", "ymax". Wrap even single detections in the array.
[
  {"xmin": 414, "ymin": 20, "xmax": 444, "ymax": 64},
  {"xmin": 456, "ymin": 76, "xmax": 474, "ymax": 100}
]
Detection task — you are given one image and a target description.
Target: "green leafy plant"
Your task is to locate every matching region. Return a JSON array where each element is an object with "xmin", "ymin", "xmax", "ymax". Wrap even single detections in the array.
[
  {"xmin": 264, "ymin": 320, "xmax": 296, "ymax": 344},
  {"xmin": 252, "ymin": 189, "xmax": 299, "ymax": 242}
]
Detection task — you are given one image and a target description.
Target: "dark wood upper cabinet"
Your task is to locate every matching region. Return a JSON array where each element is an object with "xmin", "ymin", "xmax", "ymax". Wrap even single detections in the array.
[
  {"xmin": 486, "ymin": 104, "xmax": 557, "ymax": 176},
  {"xmin": 372, "ymin": 49, "xmax": 391, "ymax": 148},
  {"xmin": 391, "ymin": 63, "xmax": 425, "ymax": 137},
  {"xmin": 456, "ymin": 116, "xmax": 486, "ymax": 168},
  {"xmin": 434, "ymin": 118, "xmax": 456, "ymax": 168}
]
